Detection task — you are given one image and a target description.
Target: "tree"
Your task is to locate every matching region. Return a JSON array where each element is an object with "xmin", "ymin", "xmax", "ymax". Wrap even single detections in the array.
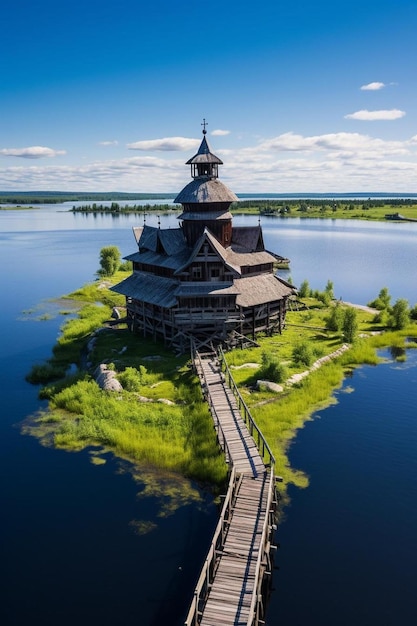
[
  {"xmin": 342, "ymin": 308, "xmax": 358, "ymax": 343},
  {"xmin": 389, "ymin": 299, "xmax": 410, "ymax": 330},
  {"xmin": 368, "ymin": 287, "xmax": 391, "ymax": 311},
  {"xmin": 326, "ymin": 301, "xmax": 344, "ymax": 332},
  {"xmin": 298, "ymin": 279, "xmax": 310, "ymax": 298},
  {"xmin": 99, "ymin": 246, "xmax": 121, "ymax": 276},
  {"xmin": 325, "ymin": 280, "xmax": 335, "ymax": 300}
]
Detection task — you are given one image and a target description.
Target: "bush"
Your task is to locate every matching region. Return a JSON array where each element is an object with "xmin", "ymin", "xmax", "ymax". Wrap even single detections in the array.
[
  {"xmin": 389, "ymin": 299, "xmax": 410, "ymax": 330},
  {"xmin": 117, "ymin": 365, "xmax": 147, "ymax": 392},
  {"xmin": 343, "ymin": 308, "xmax": 358, "ymax": 343},
  {"xmin": 326, "ymin": 302, "xmax": 344, "ymax": 332},
  {"xmin": 98, "ymin": 246, "xmax": 121, "ymax": 277},
  {"xmin": 368, "ymin": 287, "xmax": 391, "ymax": 310},
  {"xmin": 258, "ymin": 352, "xmax": 287, "ymax": 383},
  {"xmin": 292, "ymin": 341, "xmax": 314, "ymax": 367},
  {"xmin": 298, "ymin": 279, "xmax": 311, "ymax": 298}
]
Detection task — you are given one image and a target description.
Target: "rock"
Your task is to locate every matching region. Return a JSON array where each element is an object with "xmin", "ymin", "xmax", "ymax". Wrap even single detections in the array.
[
  {"xmin": 94, "ymin": 363, "xmax": 123, "ymax": 391},
  {"xmin": 157, "ymin": 398, "xmax": 176, "ymax": 406},
  {"xmin": 256, "ymin": 379, "xmax": 284, "ymax": 393}
]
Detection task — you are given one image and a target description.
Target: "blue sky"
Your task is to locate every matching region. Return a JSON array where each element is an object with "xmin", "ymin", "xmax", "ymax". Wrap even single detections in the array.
[{"xmin": 1, "ymin": 0, "xmax": 417, "ymax": 193}]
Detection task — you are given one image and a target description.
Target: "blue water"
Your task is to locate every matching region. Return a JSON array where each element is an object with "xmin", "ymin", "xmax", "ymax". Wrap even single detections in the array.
[
  {"xmin": 1, "ymin": 206, "xmax": 416, "ymax": 625},
  {"xmin": 270, "ymin": 351, "xmax": 417, "ymax": 625}
]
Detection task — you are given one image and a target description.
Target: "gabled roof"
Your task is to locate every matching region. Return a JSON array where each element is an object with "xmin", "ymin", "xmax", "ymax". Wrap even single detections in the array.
[
  {"xmin": 174, "ymin": 228, "xmax": 241, "ymax": 276},
  {"xmin": 137, "ymin": 224, "xmax": 187, "ymax": 256},
  {"xmin": 232, "ymin": 226, "xmax": 265, "ymax": 252},
  {"xmin": 186, "ymin": 135, "xmax": 223, "ymax": 165}
]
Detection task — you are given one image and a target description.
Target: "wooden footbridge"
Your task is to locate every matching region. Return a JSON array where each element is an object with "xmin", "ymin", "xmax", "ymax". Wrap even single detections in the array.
[{"xmin": 184, "ymin": 348, "xmax": 279, "ymax": 626}]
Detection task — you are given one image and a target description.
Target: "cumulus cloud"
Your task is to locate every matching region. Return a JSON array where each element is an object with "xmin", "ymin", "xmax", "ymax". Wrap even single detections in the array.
[
  {"xmin": 127, "ymin": 137, "xmax": 200, "ymax": 151},
  {"xmin": 360, "ymin": 82, "xmax": 386, "ymax": 91},
  {"xmin": 99, "ymin": 140, "xmax": 118, "ymax": 146},
  {"xmin": 211, "ymin": 129, "xmax": 230, "ymax": 136},
  {"xmin": 245, "ymin": 131, "xmax": 407, "ymax": 156},
  {"xmin": 0, "ymin": 146, "xmax": 66, "ymax": 159},
  {"xmin": 2, "ymin": 131, "xmax": 417, "ymax": 194},
  {"xmin": 344, "ymin": 109, "xmax": 406, "ymax": 121}
]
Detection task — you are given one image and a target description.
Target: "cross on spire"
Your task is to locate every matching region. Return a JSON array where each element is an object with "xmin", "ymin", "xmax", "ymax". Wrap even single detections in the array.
[{"xmin": 201, "ymin": 118, "xmax": 208, "ymax": 134}]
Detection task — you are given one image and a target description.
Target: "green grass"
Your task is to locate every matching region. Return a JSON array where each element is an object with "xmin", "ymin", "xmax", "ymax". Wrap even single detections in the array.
[{"xmin": 24, "ymin": 274, "xmax": 417, "ymax": 508}]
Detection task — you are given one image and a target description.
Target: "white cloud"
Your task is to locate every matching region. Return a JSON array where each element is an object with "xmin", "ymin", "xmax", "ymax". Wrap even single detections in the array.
[
  {"xmin": 360, "ymin": 82, "xmax": 386, "ymax": 91},
  {"xmin": 344, "ymin": 109, "xmax": 406, "ymax": 121},
  {"xmin": 127, "ymin": 136, "xmax": 200, "ymax": 151},
  {"xmin": 2, "ymin": 131, "xmax": 417, "ymax": 194},
  {"xmin": 99, "ymin": 140, "xmax": 118, "ymax": 146},
  {"xmin": 211, "ymin": 129, "xmax": 230, "ymax": 136},
  {"xmin": 0, "ymin": 146, "xmax": 66, "ymax": 159},
  {"xmin": 242, "ymin": 132, "xmax": 407, "ymax": 157}
]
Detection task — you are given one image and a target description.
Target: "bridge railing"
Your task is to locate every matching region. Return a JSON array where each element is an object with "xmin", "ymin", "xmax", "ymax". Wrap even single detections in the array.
[
  {"xmin": 193, "ymin": 348, "xmax": 233, "ymax": 465},
  {"xmin": 184, "ymin": 466, "xmax": 241, "ymax": 626},
  {"xmin": 246, "ymin": 469, "xmax": 277, "ymax": 626},
  {"xmin": 217, "ymin": 345, "xmax": 276, "ymax": 469}
]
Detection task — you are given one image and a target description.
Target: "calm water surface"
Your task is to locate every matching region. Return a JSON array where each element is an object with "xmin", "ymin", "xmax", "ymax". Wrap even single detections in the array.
[{"xmin": 1, "ymin": 205, "xmax": 416, "ymax": 625}]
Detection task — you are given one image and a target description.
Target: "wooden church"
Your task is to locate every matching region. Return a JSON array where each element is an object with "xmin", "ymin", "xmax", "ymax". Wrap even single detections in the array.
[{"xmin": 112, "ymin": 124, "xmax": 295, "ymax": 353}]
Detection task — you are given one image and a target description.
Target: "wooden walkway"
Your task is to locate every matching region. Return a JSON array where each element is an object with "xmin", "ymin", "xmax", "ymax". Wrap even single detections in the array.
[{"xmin": 185, "ymin": 352, "xmax": 278, "ymax": 626}]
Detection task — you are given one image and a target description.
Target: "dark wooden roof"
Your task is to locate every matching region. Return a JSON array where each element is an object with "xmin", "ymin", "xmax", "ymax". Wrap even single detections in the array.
[
  {"xmin": 185, "ymin": 135, "xmax": 223, "ymax": 165},
  {"xmin": 110, "ymin": 272, "xmax": 178, "ymax": 308},
  {"xmin": 231, "ymin": 226, "xmax": 264, "ymax": 252},
  {"xmin": 235, "ymin": 274, "xmax": 295, "ymax": 307},
  {"xmin": 174, "ymin": 178, "xmax": 238, "ymax": 204},
  {"xmin": 175, "ymin": 282, "xmax": 239, "ymax": 297},
  {"xmin": 177, "ymin": 211, "xmax": 233, "ymax": 221}
]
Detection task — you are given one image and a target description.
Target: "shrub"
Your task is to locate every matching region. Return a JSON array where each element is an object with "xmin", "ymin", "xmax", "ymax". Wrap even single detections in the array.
[
  {"xmin": 292, "ymin": 341, "xmax": 314, "ymax": 367},
  {"xmin": 389, "ymin": 299, "xmax": 410, "ymax": 330},
  {"xmin": 258, "ymin": 352, "xmax": 287, "ymax": 383},
  {"xmin": 117, "ymin": 365, "xmax": 147, "ymax": 392},
  {"xmin": 298, "ymin": 279, "xmax": 311, "ymax": 298},
  {"xmin": 326, "ymin": 302, "xmax": 344, "ymax": 332},
  {"xmin": 98, "ymin": 246, "xmax": 121, "ymax": 277},
  {"xmin": 342, "ymin": 308, "xmax": 358, "ymax": 343},
  {"xmin": 368, "ymin": 287, "xmax": 391, "ymax": 310}
]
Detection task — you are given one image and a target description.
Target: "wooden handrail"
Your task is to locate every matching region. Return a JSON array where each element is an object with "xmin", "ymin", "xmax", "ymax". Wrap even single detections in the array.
[
  {"xmin": 217, "ymin": 346, "xmax": 276, "ymax": 469},
  {"xmin": 184, "ymin": 467, "xmax": 239, "ymax": 626},
  {"xmin": 246, "ymin": 470, "xmax": 277, "ymax": 625}
]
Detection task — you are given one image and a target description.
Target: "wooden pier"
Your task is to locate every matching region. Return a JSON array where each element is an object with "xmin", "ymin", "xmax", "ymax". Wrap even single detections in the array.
[{"xmin": 185, "ymin": 350, "xmax": 278, "ymax": 626}]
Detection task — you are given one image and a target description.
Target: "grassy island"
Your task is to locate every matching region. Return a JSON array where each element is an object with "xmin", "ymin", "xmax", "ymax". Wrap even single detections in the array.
[{"xmin": 24, "ymin": 269, "xmax": 417, "ymax": 509}]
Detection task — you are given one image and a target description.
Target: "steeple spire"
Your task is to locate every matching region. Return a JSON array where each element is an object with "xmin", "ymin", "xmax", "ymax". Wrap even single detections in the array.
[{"xmin": 186, "ymin": 121, "xmax": 223, "ymax": 179}]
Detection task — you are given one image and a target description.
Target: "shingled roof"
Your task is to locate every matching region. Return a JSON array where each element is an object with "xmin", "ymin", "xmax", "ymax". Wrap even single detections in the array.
[
  {"xmin": 174, "ymin": 178, "xmax": 238, "ymax": 204},
  {"xmin": 186, "ymin": 135, "xmax": 223, "ymax": 165},
  {"xmin": 235, "ymin": 274, "xmax": 294, "ymax": 307}
]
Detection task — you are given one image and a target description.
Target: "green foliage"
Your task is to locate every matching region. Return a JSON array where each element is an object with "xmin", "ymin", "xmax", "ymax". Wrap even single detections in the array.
[
  {"xmin": 342, "ymin": 307, "xmax": 358, "ymax": 343},
  {"xmin": 326, "ymin": 302, "xmax": 344, "ymax": 332},
  {"xmin": 389, "ymin": 298, "xmax": 410, "ymax": 330},
  {"xmin": 298, "ymin": 279, "xmax": 311, "ymax": 298},
  {"xmin": 292, "ymin": 341, "xmax": 314, "ymax": 367},
  {"xmin": 368, "ymin": 286, "xmax": 391, "ymax": 310},
  {"xmin": 325, "ymin": 280, "xmax": 335, "ymax": 300},
  {"xmin": 26, "ymin": 362, "xmax": 68, "ymax": 384},
  {"xmin": 99, "ymin": 246, "xmax": 121, "ymax": 276},
  {"xmin": 410, "ymin": 304, "xmax": 417, "ymax": 321},
  {"xmin": 258, "ymin": 352, "xmax": 287, "ymax": 383},
  {"xmin": 119, "ymin": 260, "xmax": 133, "ymax": 272},
  {"xmin": 117, "ymin": 365, "xmax": 147, "ymax": 392}
]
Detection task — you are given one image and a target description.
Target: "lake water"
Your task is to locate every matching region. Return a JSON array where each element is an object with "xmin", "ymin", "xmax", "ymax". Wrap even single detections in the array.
[{"xmin": 1, "ymin": 205, "xmax": 416, "ymax": 625}]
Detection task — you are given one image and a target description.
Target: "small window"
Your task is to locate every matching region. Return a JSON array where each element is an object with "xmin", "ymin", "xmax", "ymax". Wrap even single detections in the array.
[{"xmin": 192, "ymin": 266, "xmax": 202, "ymax": 279}]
